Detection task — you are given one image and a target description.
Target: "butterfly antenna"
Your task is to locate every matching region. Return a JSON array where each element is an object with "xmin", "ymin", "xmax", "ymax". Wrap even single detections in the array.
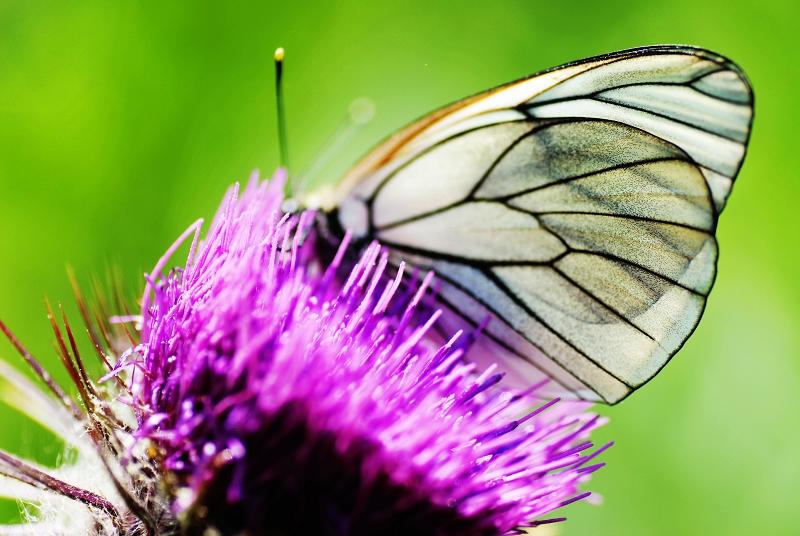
[
  {"xmin": 274, "ymin": 47, "xmax": 290, "ymax": 177},
  {"xmin": 295, "ymin": 97, "xmax": 375, "ymax": 199}
]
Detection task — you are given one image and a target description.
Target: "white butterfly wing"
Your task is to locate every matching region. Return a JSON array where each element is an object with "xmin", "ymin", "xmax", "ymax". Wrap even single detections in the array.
[{"xmin": 331, "ymin": 46, "xmax": 753, "ymax": 403}]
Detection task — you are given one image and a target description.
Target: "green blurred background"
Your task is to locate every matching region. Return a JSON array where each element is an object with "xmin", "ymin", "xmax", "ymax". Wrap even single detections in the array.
[{"xmin": 0, "ymin": 0, "xmax": 798, "ymax": 534}]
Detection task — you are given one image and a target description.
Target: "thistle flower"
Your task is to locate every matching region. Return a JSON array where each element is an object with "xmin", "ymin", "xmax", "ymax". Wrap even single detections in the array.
[{"xmin": 0, "ymin": 170, "xmax": 609, "ymax": 535}]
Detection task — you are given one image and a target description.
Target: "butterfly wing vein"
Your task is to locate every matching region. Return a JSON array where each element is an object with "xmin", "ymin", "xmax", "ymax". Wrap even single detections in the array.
[{"xmin": 334, "ymin": 46, "xmax": 753, "ymax": 403}]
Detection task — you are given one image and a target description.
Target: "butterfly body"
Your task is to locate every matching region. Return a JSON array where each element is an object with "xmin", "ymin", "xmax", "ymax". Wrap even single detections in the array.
[{"xmin": 317, "ymin": 46, "xmax": 753, "ymax": 404}]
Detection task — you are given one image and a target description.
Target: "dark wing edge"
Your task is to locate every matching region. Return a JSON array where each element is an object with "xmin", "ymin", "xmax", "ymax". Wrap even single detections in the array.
[{"xmin": 328, "ymin": 45, "xmax": 753, "ymax": 211}]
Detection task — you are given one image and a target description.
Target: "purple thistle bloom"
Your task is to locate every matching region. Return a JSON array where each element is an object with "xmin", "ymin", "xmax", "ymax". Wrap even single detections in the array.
[
  {"xmin": 133, "ymin": 170, "xmax": 609, "ymax": 535},
  {"xmin": 0, "ymin": 170, "xmax": 609, "ymax": 535}
]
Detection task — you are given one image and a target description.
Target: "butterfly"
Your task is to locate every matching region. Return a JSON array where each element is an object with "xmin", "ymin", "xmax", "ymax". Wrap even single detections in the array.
[{"xmin": 311, "ymin": 45, "xmax": 753, "ymax": 404}]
